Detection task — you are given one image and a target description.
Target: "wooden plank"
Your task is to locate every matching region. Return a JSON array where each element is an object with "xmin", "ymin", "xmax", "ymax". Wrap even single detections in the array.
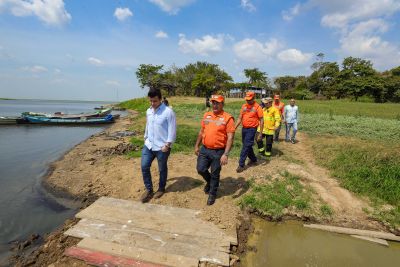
[
  {"xmin": 76, "ymin": 201, "xmax": 237, "ymax": 245},
  {"xmin": 65, "ymin": 218, "xmax": 230, "ymax": 253},
  {"xmin": 65, "ymin": 219, "xmax": 230, "ymax": 265},
  {"xmin": 304, "ymin": 224, "xmax": 400, "ymax": 242},
  {"xmin": 65, "ymin": 246, "xmax": 165, "ymax": 267},
  {"xmin": 77, "ymin": 237, "xmax": 199, "ymax": 267},
  {"xmin": 94, "ymin": 197, "xmax": 200, "ymax": 219},
  {"xmin": 351, "ymin": 235, "xmax": 389, "ymax": 247}
]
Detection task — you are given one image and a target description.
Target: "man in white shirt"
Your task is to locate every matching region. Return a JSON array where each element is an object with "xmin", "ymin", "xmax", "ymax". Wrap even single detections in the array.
[
  {"xmin": 141, "ymin": 89, "xmax": 176, "ymax": 203},
  {"xmin": 284, "ymin": 99, "xmax": 299, "ymax": 144}
]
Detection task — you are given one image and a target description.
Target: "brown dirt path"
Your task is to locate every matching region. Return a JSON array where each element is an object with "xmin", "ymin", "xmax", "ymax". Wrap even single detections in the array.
[{"xmin": 13, "ymin": 114, "xmax": 386, "ymax": 266}]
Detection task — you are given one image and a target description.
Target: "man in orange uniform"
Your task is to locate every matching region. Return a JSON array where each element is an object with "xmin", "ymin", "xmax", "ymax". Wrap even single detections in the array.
[
  {"xmin": 234, "ymin": 91, "xmax": 264, "ymax": 173},
  {"xmin": 195, "ymin": 95, "xmax": 235, "ymax": 205},
  {"xmin": 273, "ymin": 95, "xmax": 285, "ymax": 142}
]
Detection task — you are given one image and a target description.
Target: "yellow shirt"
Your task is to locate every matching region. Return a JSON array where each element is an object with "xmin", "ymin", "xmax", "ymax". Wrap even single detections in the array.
[{"xmin": 257, "ymin": 106, "xmax": 281, "ymax": 135}]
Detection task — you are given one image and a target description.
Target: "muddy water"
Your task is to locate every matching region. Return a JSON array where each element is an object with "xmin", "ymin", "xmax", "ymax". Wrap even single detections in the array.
[{"xmin": 243, "ymin": 219, "xmax": 400, "ymax": 267}]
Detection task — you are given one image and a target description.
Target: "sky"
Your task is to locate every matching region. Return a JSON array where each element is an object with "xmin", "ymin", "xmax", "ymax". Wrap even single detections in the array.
[{"xmin": 0, "ymin": 0, "xmax": 399, "ymax": 101}]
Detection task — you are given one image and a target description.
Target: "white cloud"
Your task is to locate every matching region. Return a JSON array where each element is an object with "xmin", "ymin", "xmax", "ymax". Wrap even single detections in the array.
[
  {"xmin": 155, "ymin": 30, "xmax": 168, "ymax": 38},
  {"xmin": 233, "ymin": 38, "xmax": 282, "ymax": 63},
  {"xmin": 106, "ymin": 80, "xmax": 120, "ymax": 86},
  {"xmin": 87, "ymin": 57, "xmax": 104, "ymax": 66},
  {"xmin": 21, "ymin": 65, "xmax": 48, "ymax": 73},
  {"xmin": 54, "ymin": 68, "xmax": 61, "ymax": 74},
  {"xmin": 339, "ymin": 19, "xmax": 400, "ymax": 68},
  {"xmin": 241, "ymin": 0, "xmax": 256, "ymax": 12},
  {"xmin": 148, "ymin": 0, "xmax": 196, "ymax": 15},
  {"xmin": 282, "ymin": 3, "xmax": 301, "ymax": 21},
  {"xmin": 178, "ymin": 34, "xmax": 224, "ymax": 56},
  {"xmin": 0, "ymin": 0, "xmax": 71, "ymax": 26},
  {"xmin": 277, "ymin": 49, "xmax": 313, "ymax": 65},
  {"xmin": 114, "ymin": 7, "xmax": 133, "ymax": 21}
]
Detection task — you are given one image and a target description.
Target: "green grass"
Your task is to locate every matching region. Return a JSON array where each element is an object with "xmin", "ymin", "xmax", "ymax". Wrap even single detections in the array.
[
  {"xmin": 312, "ymin": 138, "xmax": 400, "ymax": 227},
  {"xmin": 300, "ymin": 113, "xmax": 400, "ymax": 142},
  {"xmin": 295, "ymin": 99, "xmax": 400, "ymax": 120},
  {"xmin": 239, "ymin": 171, "xmax": 313, "ymax": 219},
  {"xmin": 320, "ymin": 204, "xmax": 334, "ymax": 217}
]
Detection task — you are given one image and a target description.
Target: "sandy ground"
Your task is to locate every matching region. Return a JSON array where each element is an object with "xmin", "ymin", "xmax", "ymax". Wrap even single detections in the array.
[{"xmin": 12, "ymin": 111, "xmax": 391, "ymax": 266}]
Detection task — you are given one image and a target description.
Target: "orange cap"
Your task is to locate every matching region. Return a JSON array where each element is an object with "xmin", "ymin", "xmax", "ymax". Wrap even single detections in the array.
[
  {"xmin": 245, "ymin": 91, "xmax": 255, "ymax": 100},
  {"xmin": 274, "ymin": 95, "xmax": 280, "ymax": 100},
  {"xmin": 210, "ymin": 94, "xmax": 224, "ymax": 103}
]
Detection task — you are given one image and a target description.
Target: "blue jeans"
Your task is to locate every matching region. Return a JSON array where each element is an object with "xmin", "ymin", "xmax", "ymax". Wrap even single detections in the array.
[
  {"xmin": 141, "ymin": 146, "xmax": 170, "ymax": 192},
  {"xmin": 285, "ymin": 122, "xmax": 298, "ymax": 141},
  {"xmin": 239, "ymin": 127, "xmax": 257, "ymax": 167},
  {"xmin": 196, "ymin": 146, "xmax": 225, "ymax": 196}
]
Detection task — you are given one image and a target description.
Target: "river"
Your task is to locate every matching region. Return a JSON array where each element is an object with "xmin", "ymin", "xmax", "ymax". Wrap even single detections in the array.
[{"xmin": 0, "ymin": 99, "xmax": 114, "ymax": 265}]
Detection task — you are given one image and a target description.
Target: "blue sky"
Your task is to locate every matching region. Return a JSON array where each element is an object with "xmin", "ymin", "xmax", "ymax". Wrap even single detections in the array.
[{"xmin": 0, "ymin": 0, "xmax": 399, "ymax": 101}]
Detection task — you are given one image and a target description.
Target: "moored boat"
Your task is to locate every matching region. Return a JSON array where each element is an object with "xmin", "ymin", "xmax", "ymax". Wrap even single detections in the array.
[
  {"xmin": 21, "ymin": 108, "xmax": 112, "ymax": 119},
  {"xmin": 23, "ymin": 114, "xmax": 114, "ymax": 125},
  {"xmin": 0, "ymin": 116, "xmax": 18, "ymax": 125}
]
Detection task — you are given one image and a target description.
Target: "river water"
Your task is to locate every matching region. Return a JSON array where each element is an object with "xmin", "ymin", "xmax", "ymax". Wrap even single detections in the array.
[
  {"xmin": 243, "ymin": 219, "xmax": 400, "ymax": 267},
  {"xmin": 0, "ymin": 99, "xmax": 113, "ymax": 265}
]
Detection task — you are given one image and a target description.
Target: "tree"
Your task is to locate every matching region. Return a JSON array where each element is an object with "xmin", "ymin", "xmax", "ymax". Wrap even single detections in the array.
[
  {"xmin": 244, "ymin": 68, "xmax": 268, "ymax": 88},
  {"xmin": 135, "ymin": 64, "xmax": 164, "ymax": 90}
]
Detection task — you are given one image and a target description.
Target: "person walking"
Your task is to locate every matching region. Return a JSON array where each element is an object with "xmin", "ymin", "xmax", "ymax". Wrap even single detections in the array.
[
  {"xmin": 273, "ymin": 95, "xmax": 285, "ymax": 142},
  {"xmin": 163, "ymin": 97, "xmax": 169, "ymax": 106},
  {"xmin": 140, "ymin": 89, "xmax": 176, "ymax": 203},
  {"xmin": 194, "ymin": 95, "xmax": 235, "ymax": 206},
  {"xmin": 257, "ymin": 97, "xmax": 281, "ymax": 157},
  {"xmin": 285, "ymin": 98, "xmax": 299, "ymax": 144},
  {"xmin": 234, "ymin": 91, "xmax": 264, "ymax": 173}
]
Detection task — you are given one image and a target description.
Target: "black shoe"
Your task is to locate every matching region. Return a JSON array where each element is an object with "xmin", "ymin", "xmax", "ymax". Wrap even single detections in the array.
[
  {"xmin": 291, "ymin": 139, "xmax": 295, "ymax": 144},
  {"xmin": 140, "ymin": 190, "xmax": 153, "ymax": 203},
  {"xmin": 236, "ymin": 166, "xmax": 245, "ymax": 173},
  {"xmin": 207, "ymin": 194, "xmax": 216, "ymax": 206},
  {"xmin": 203, "ymin": 183, "xmax": 210, "ymax": 194},
  {"xmin": 154, "ymin": 189, "xmax": 165, "ymax": 199}
]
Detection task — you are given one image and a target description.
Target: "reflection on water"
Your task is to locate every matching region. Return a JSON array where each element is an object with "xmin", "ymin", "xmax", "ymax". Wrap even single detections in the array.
[
  {"xmin": 243, "ymin": 219, "xmax": 400, "ymax": 267},
  {"xmin": 0, "ymin": 99, "xmax": 113, "ymax": 265}
]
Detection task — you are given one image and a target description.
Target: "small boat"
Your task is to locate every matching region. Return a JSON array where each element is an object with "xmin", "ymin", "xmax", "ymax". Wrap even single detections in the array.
[
  {"xmin": 23, "ymin": 114, "xmax": 115, "ymax": 125},
  {"xmin": 21, "ymin": 108, "xmax": 112, "ymax": 119},
  {"xmin": 0, "ymin": 116, "xmax": 28, "ymax": 125},
  {"xmin": 0, "ymin": 116, "xmax": 18, "ymax": 125}
]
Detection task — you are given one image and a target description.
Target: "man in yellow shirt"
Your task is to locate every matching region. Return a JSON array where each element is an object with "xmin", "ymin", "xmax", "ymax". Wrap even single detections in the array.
[{"xmin": 257, "ymin": 97, "xmax": 281, "ymax": 157}]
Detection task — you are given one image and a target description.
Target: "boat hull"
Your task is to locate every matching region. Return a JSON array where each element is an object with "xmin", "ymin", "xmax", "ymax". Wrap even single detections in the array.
[{"xmin": 23, "ymin": 114, "xmax": 114, "ymax": 125}]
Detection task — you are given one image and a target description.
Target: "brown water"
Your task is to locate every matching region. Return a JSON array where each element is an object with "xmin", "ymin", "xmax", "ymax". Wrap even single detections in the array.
[{"xmin": 242, "ymin": 219, "xmax": 400, "ymax": 267}]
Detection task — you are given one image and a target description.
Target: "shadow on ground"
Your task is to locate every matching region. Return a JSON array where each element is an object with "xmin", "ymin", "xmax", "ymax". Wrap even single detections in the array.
[
  {"xmin": 218, "ymin": 177, "xmax": 249, "ymax": 199},
  {"xmin": 166, "ymin": 176, "xmax": 203, "ymax": 193}
]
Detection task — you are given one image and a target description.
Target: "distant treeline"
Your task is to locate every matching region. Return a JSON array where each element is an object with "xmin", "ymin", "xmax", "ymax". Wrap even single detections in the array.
[{"xmin": 135, "ymin": 55, "xmax": 400, "ymax": 103}]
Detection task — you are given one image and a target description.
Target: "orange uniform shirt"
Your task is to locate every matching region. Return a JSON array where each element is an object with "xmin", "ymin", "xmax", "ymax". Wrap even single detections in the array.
[
  {"xmin": 273, "ymin": 101, "xmax": 285, "ymax": 116},
  {"xmin": 240, "ymin": 102, "xmax": 263, "ymax": 128},
  {"xmin": 201, "ymin": 111, "xmax": 235, "ymax": 149}
]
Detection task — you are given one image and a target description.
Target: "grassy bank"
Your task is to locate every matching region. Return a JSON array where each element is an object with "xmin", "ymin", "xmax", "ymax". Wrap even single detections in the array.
[
  {"xmin": 312, "ymin": 137, "xmax": 400, "ymax": 228},
  {"xmin": 239, "ymin": 171, "xmax": 333, "ymax": 219}
]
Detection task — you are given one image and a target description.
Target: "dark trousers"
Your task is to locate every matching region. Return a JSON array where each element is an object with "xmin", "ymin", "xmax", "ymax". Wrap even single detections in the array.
[
  {"xmin": 257, "ymin": 134, "xmax": 274, "ymax": 153},
  {"xmin": 196, "ymin": 146, "xmax": 224, "ymax": 196},
  {"xmin": 141, "ymin": 146, "xmax": 170, "ymax": 192},
  {"xmin": 239, "ymin": 127, "xmax": 257, "ymax": 167}
]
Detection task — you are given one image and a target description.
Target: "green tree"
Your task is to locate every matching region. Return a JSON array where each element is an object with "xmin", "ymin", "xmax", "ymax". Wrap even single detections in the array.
[
  {"xmin": 135, "ymin": 64, "xmax": 164, "ymax": 90},
  {"xmin": 243, "ymin": 68, "xmax": 268, "ymax": 88}
]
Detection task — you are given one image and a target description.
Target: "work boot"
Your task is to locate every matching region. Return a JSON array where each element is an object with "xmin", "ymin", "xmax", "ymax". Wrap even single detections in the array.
[
  {"xmin": 236, "ymin": 166, "xmax": 245, "ymax": 173},
  {"xmin": 140, "ymin": 190, "xmax": 153, "ymax": 203},
  {"xmin": 207, "ymin": 194, "xmax": 216, "ymax": 206},
  {"xmin": 154, "ymin": 189, "xmax": 165, "ymax": 199},
  {"xmin": 265, "ymin": 151, "xmax": 271, "ymax": 157},
  {"xmin": 203, "ymin": 183, "xmax": 210, "ymax": 194}
]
